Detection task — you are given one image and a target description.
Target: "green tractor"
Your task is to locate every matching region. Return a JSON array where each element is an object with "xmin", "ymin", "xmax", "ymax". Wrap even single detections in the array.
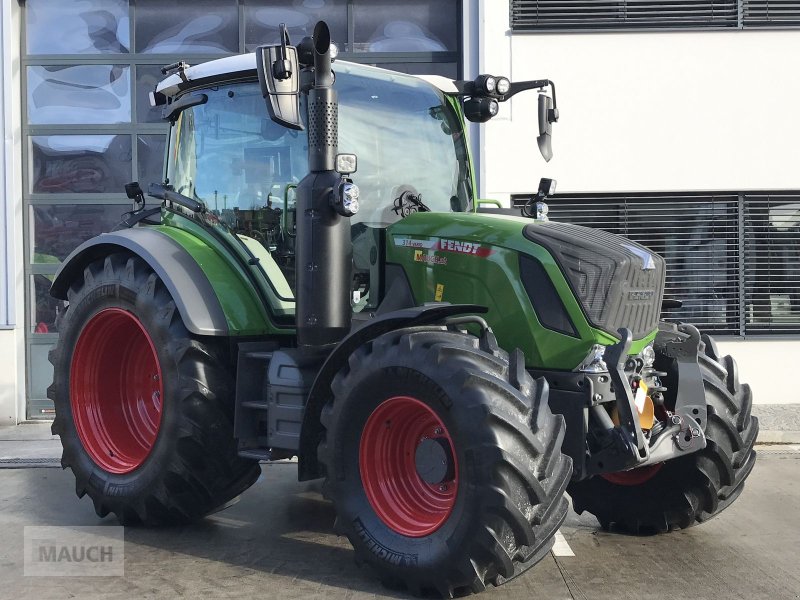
[{"xmin": 48, "ymin": 22, "xmax": 757, "ymax": 597}]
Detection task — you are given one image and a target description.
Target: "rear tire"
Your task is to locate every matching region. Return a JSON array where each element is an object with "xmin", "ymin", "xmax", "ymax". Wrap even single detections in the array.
[
  {"xmin": 319, "ymin": 327, "xmax": 572, "ymax": 597},
  {"xmin": 568, "ymin": 328, "xmax": 758, "ymax": 535},
  {"xmin": 48, "ymin": 252, "xmax": 260, "ymax": 525}
]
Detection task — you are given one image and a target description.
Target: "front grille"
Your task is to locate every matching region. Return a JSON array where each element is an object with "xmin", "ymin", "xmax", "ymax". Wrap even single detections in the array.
[{"xmin": 523, "ymin": 221, "xmax": 666, "ymax": 339}]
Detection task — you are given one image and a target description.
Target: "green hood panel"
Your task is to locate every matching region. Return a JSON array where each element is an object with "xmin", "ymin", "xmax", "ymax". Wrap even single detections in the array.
[{"xmin": 387, "ymin": 212, "xmax": 657, "ymax": 370}]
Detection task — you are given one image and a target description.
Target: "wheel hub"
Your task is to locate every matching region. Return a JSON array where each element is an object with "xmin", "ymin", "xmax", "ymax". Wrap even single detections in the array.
[
  {"xmin": 70, "ymin": 308, "xmax": 163, "ymax": 474},
  {"xmin": 415, "ymin": 437, "xmax": 455, "ymax": 485}
]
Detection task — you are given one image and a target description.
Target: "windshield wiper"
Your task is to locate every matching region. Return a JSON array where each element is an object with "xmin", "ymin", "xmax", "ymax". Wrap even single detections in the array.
[{"xmin": 148, "ymin": 182, "xmax": 205, "ymax": 213}]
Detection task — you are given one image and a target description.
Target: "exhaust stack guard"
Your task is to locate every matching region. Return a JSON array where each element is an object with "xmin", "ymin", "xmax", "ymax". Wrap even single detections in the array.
[{"xmin": 292, "ymin": 22, "xmax": 354, "ymax": 350}]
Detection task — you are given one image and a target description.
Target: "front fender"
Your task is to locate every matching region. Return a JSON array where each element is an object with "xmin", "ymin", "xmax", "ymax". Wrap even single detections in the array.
[
  {"xmin": 51, "ymin": 227, "xmax": 272, "ymax": 336},
  {"xmin": 297, "ymin": 303, "xmax": 487, "ymax": 481}
]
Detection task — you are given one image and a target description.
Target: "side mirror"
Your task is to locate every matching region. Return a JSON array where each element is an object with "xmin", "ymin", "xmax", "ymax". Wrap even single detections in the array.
[
  {"xmin": 256, "ymin": 24, "xmax": 303, "ymax": 131},
  {"xmin": 537, "ymin": 94, "xmax": 557, "ymax": 162}
]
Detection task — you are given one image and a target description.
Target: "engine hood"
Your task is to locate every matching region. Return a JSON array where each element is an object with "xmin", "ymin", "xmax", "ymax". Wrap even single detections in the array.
[{"xmin": 386, "ymin": 211, "xmax": 663, "ymax": 368}]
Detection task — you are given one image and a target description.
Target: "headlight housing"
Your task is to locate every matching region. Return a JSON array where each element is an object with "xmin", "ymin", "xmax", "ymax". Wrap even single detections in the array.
[{"xmin": 331, "ymin": 180, "xmax": 359, "ymax": 217}]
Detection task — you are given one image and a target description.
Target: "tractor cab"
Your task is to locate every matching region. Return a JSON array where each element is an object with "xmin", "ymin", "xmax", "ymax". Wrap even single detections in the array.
[{"xmin": 156, "ymin": 57, "xmax": 473, "ymax": 314}]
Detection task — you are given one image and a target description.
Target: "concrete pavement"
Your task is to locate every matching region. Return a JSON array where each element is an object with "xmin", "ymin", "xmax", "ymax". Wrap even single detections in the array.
[{"xmin": 0, "ymin": 444, "xmax": 797, "ymax": 599}]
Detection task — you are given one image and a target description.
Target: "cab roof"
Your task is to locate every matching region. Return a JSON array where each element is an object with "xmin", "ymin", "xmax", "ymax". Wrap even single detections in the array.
[{"xmin": 152, "ymin": 53, "xmax": 459, "ymax": 105}]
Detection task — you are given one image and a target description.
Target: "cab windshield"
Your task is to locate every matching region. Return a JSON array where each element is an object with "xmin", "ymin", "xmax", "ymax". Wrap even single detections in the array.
[
  {"xmin": 166, "ymin": 62, "xmax": 472, "ymax": 226},
  {"xmin": 164, "ymin": 62, "xmax": 472, "ymax": 312}
]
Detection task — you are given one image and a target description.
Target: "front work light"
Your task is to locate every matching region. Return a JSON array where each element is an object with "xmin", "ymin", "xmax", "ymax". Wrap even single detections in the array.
[
  {"xmin": 538, "ymin": 178, "xmax": 557, "ymax": 197},
  {"xmin": 496, "ymin": 77, "xmax": 511, "ymax": 95},
  {"xmin": 332, "ymin": 180, "xmax": 359, "ymax": 217},
  {"xmin": 336, "ymin": 153, "xmax": 357, "ymax": 175},
  {"xmin": 474, "ymin": 74, "xmax": 497, "ymax": 95},
  {"xmin": 464, "ymin": 97, "xmax": 499, "ymax": 123},
  {"xmin": 473, "ymin": 74, "xmax": 511, "ymax": 97}
]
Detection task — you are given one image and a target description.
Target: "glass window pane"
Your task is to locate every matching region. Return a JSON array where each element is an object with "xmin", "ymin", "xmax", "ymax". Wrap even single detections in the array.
[
  {"xmin": 354, "ymin": 0, "xmax": 459, "ymax": 52},
  {"xmin": 136, "ymin": 64, "xmax": 170, "ymax": 123},
  {"xmin": 134, "ymin": 0, "xmax": 238, "ymax": 54},
  {"xmin": 29, "ymin": 135, "xmax": 132, "ymax": 194},
  {"xmin": 335, "ymin": 63, "xmax": 471, "ymax": 223},
  {"xmin": 30, "ymin": 275, "xmax": 61, "ymax": 334},
  {"xmin": 366, "ymin": 62, "xmax": 458, "ymax": 78},
  {"xmin": 167, "ymin": 83, "xmax": 309, "ymax": 212},
  {"xmin": 28, "ymin": 342, "xmax": 56, "ymax": 401},
  {"xmin": 31, "ymin": 204, "xmax": 130, "ymax": 262},
  {"xmin": 26, "ymin": 0, "xmax": 130, "ymax": 54},
  {"xmin": 27, "ymin": 65, "xmax": 131, "ymax": 125},
  {"xmin": 244, "ymin": 0, "xmax": 348, "ymax": 52},
  {"xmin": 138, "ymin": 135, "xmax": 167, "ymax": 187},
  {"xmin": 745, "ymin": 198, "xmax": 800, "ymax": 333}
]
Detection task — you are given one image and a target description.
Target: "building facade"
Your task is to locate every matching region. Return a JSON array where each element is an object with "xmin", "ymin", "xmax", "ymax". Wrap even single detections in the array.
[{"xmin": 0, "ymin": 0, "xmax": 797, "ymax": 423}]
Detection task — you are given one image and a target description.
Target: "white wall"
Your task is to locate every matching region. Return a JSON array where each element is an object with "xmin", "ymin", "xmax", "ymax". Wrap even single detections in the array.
[
  {"xmin": 716, "ymin": 340, "xmax": 800, "ymax": 405},
  {"xmin": 0, "ymin": 1, "xmax": 25, "ymax": 425},
  {"xmin": 478, "ymin": 3, "xmax": 800, "ymax": 200},
  {"xmin": 474, "ymin": 0, "xmax": 800, "ymax": 407}
]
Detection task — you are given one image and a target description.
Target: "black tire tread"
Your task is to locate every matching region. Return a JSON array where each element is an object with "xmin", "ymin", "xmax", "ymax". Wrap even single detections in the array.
[
  {"xmin": 319, "ymin": 327, "xmax": 572, "ymax": 597},
  {"xmin": 48, "ymin": 252, "xmax": 260, "ymax": 526}
]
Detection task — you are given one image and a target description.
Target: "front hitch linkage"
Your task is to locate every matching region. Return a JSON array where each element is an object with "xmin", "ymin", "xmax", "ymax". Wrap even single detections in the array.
[{"xmin": 588, "ymin": 326, "xmax": 708, "ymax": 476}]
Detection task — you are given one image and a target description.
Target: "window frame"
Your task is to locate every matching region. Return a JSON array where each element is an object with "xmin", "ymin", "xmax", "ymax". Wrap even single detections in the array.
[{"xmin": 20, "ymin": 0, "xmax": 464, "ymax": 418}]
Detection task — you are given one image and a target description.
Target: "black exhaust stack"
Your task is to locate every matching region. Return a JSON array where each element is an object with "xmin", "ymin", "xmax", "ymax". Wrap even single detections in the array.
[{"xmin": 295, "ymin": 22, "xmax": 352, "ymax": 351}]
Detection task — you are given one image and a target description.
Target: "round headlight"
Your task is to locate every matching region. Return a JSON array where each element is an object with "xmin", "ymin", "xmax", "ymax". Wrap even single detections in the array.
[
  {"xmin": 484, "ymin": 76, "xmax": 497, "ymax": 94},
  {"xmin": 464, "ymin": 97, "xmax": 500, "ymax": 123},
  {"xmin": 496, "ymin": 77, "xmax": 511, "ymax": 95},
  {"xmin": 641, "ymin": 344, "xmax": 655, "ymax": 368},
  {"xmin": 330, "ymin": 42, "xmax": 339, "ymax": 61}
]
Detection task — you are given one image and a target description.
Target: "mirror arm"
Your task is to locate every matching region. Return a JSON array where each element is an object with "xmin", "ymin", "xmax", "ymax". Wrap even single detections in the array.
[
  {"xmin": 273, "ymin": 23, "xmax": 293, "ymax": 80},
  {"xmin": 504, "ymin": 79, "xmax": 557, "ymax": 114}
]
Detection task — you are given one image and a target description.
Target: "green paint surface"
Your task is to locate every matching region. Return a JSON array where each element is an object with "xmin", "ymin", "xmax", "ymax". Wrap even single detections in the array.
[
  {"xmin": 387, "ymin": 211, "xmax": 657, "ymax": 370},
  {"xmin": 155, "ymin": 213, "xmax": 281, "ymax": 336}
]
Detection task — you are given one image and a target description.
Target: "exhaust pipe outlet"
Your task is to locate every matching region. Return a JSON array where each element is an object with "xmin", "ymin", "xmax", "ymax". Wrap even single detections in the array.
[{"xmin": 295, "ymin": 21, "xmax": 352, "ymax": 351}]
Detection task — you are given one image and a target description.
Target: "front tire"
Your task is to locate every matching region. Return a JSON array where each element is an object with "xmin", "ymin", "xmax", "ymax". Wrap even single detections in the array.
[
  {"xmin": 48, "ymin": 252, "xmax": 260, "ymax": 525},
  {"xmin": 568, "ymin": 329, "xmax": 758, "ymax": 535},
  {"xmin": 319, "ymin": 327, "xmax": 572, "ymax": 597}
]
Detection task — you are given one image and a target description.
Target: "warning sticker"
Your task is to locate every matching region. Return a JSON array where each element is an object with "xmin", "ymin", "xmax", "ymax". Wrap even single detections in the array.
[{"xmin": 413, "ymin": 250, "xmax": 447, "ymax": 266}]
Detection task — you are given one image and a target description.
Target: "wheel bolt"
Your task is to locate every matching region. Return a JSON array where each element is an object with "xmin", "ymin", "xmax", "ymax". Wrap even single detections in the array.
[
  {"xmin": 438, "ymin": 484, "xmax": 448, "ymax": 492},
  {"xmin": 434, "ymin": 427, "xmax": 443, "ymax": 436}
]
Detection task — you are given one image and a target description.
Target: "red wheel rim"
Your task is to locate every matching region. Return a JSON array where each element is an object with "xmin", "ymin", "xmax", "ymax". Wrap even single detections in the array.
[
  {"xmin": 601, "ymin": 463, "xmax": 662, "ymax": 486},
  {"xmin": 70, "ymin": 308, "xmax": 163, "ymax": 474},
  {"xmin": 359, "ymin": 396, "xmax": 458, "ymax": 537}
]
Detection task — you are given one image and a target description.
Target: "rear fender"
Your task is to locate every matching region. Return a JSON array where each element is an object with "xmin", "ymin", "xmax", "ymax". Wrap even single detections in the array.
[{"xmin": 51, "ymin": 228, "xmax": 272, "ymax": 336}]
